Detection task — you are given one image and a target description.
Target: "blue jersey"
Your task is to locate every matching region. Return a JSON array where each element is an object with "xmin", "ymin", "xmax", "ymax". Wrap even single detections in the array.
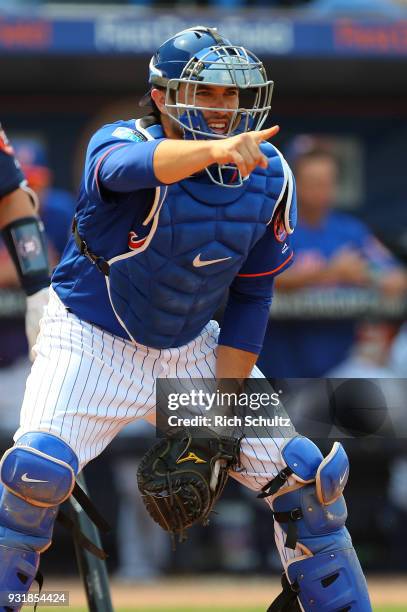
[
  {"xmin": 53, "ymin": 117, "xmax": 295, "ymax": 353},
  {"xmin": 286, "ymin": 211, "xmax": 397, "ymax": 275},
  {"xmin": 0, "ymin": 124, "xmax": 25, "ymax": 198},
  {"xmin": 258, "ymin": 211, "xmax": 400, "ymax": 377}
]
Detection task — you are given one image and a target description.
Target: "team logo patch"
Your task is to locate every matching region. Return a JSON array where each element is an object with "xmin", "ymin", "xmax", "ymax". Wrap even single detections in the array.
[
  {"xmin": 176, "ymin": 452, "xmax": 207, "ymax": 465},
  {"xmin": 128, "ymin": 231, "xmax": 147, "ymax": 250},
  {"xmin": 112, "ymin": 127, "xmax": 146, "ymax": 143},
  {"xmin": 17, "ymin": 235, "xmax": 41, "ymax": 258},
  {"xmin": 273, "ymin": 208, "xmax": 288, "ymax": 243}
]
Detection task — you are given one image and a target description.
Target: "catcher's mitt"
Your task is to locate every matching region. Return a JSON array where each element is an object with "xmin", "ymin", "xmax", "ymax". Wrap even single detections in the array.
[{"xmin": 137, "ymin": 429, "xmax": 241, "ymax": 540}]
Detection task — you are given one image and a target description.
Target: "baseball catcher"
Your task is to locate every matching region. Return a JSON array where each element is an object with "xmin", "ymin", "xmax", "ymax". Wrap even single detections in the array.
[{"xmin": 0, "ymin": 26, "xmax": 372, "ymax": 612}]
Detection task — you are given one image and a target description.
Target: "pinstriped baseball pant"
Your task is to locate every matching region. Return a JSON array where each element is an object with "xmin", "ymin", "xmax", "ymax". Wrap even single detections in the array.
[{"xmin": 15, "ymin": 287, "xmax": 301, "ymax": 571}]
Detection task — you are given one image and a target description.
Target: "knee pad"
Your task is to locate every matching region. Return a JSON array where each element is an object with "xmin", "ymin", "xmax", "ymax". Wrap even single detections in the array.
[
  {"xmin": 0, "ymin": 433, "xmax": 78, "ymax": 556},
  {"xmin": 265, "ymin": 437, "xmax": 372, "ymax": 612},
  {"xmin": 0, "ymin": 432, "xmax": 78, "ymax": 507}
]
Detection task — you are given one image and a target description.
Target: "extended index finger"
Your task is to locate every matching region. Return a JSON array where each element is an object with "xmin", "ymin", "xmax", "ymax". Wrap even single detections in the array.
[{"xmin": 252, "ymin": 124, "xmax": 280, "ymax": 143}]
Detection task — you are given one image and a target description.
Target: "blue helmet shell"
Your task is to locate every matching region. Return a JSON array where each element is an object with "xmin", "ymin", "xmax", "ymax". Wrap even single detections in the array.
[{"xmin": 148, "ymin": 26, "xmax": 232, "ymax": 86}]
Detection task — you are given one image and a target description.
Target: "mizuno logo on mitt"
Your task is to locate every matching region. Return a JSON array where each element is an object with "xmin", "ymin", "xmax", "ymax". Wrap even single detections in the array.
[{"xmin": 176, "ymin": 452, "xmax": 207, "ymax": 465}]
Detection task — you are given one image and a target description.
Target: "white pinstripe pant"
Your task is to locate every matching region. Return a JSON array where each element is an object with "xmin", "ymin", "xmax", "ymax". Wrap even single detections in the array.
[{"xmin": 15, "ymin": 288, "xmax": 301, "ymax": 571}]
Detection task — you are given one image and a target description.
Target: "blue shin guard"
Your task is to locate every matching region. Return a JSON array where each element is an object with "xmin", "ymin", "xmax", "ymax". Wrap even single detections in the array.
[
  {"xmin": 0, "ymin": 432, "xmax": 78, "ymax": 610},
  {"xmin": 264, "ymin": 437, "xmax": 372, "ymax": 612}
]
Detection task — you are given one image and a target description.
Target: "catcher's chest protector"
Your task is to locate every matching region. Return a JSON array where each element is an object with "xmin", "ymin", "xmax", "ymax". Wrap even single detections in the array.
[{"xmin": 107, "ymin": 123, "xmax": 287, "ymax": 348}]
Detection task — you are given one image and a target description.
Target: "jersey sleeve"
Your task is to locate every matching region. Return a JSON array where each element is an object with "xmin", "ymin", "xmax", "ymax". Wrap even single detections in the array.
[
  {"xmin": 236, "ymin": 227, "xmax": 294, "ymax": 280},
  {"xmin": 218, "ymin": 159, "xmax": 296, "ymax": 354},
  {"xmin": 218, "ymin": 232, "xmax": 294, "ymax": 354},
  {"xmin": 84, "ymin": 122, "xmax": 166, "ymax": 202},
  {"xmin": 0, "ymin": 124, "xmax": 25, "ymax": 198}
]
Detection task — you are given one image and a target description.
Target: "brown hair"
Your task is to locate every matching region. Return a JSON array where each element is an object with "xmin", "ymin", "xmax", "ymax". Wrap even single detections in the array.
[{"xmin": 293, "ymin": 148, "xmax": 338, "ymax": 175}]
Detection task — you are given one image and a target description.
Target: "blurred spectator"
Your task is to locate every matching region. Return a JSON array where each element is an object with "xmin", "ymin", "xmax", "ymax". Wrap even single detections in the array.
[
  {"xmin": 0, "ymin": 138, "xmax": 75, "ymax": 432},
  {"xmin": 257, "ymin": 144, "xmax": 407, "ymax": 378},
  {"xmin": 328, "ymin": 322, "xmax": 399, "ymax": 378}
]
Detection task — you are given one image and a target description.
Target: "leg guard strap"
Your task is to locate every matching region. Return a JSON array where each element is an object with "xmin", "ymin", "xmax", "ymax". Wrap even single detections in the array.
[{"xmin": 267, "ymin": 573, "xmax": 301, "ymax": 612}]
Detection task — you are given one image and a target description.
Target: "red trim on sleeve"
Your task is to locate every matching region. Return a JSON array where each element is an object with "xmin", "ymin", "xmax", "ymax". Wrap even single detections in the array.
[
  {"xmin": 94, "ymin": 143, "xmax": 128, "ymax": 197},
  {"xmin": 237, "ymin": 251, "xmax": 294, "ymax": 278}
]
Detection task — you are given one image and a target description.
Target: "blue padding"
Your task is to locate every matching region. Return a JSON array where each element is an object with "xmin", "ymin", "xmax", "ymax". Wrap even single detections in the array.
[
  {"xmin": 273, "ymin": 468, "xmax": 372, "ymax": 611},
  {"xmin": 0, "ymin": 544, "xmax": 39, "ymax": 611},
  {"xmin": 287, "ymin": 171, "xmax": 297, "ymax": 233},
  {"xmin": 282, "ymin": 437, "xmax": 323, "ymax": 482},
  {"xmin": 273, "ymin": 484, "xmax": 347, "ymax": 546},
  {"xmin": 0, "ymin": 483, "xmax": 58, "ymax": 547},
  {"xmin": 287, "ymin": 547, "xmax": 372, "ymax": 611},
  {"xmin": 14, "ymin": 432, "xmax": 78, "ymax": 472},
  {"xmin": 1, "ymin": 432, "xmax": 78, "ymax": 507},
  {"xmin": 316, "ymin": 442, "xmax": 349, "ymax": 505}
]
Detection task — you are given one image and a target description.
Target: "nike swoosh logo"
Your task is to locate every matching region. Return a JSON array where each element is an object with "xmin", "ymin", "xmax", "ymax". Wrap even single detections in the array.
[
  {"xmin": 193, "ymin": 253, "xmax": 232, "ymax": 268},
  {"xmin": 21, "ymin": 473, "xmax": 49, "ymax": 483},
  {"xmin": 339, "ymin": 468, "xmax": 348, "ymax": 485}
]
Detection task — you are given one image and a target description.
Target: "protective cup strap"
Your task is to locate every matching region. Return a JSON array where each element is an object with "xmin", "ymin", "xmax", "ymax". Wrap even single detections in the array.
[{"xmin": 1, "ymin": 216, "xmax": 50, "ymax": 296}]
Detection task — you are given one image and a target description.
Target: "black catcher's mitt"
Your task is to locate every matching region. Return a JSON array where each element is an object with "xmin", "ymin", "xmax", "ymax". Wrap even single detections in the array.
[{"xmin": 137, "ymin": 429, "xmax": 241, "ymax": 540}]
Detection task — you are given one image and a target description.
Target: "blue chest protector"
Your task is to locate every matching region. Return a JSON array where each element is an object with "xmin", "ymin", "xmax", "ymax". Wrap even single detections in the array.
[{"xmin": 104, "ymin": 124, "xmax": 290, "ymax": 348}]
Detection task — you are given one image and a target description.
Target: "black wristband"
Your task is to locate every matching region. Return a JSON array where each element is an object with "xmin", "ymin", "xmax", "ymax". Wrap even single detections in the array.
[{"xmin": 2, "ymin": 216, "xmax": 50, "ymax": 296}]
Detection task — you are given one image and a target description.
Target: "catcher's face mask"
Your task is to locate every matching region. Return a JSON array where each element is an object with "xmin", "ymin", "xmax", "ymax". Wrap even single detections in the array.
[{"xmin": 164, "ymin": 45, "xmax": 274, "ymax": 188}]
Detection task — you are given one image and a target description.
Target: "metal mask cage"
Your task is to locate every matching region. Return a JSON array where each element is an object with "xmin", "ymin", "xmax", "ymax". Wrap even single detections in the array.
[{"xmin": 164, "ymin": 45, "xmax": 274, "ymax": 141}]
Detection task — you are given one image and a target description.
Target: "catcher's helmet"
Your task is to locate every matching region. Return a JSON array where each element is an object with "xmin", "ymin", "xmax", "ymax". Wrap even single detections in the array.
[{"xmin": 141, "ymin": 26, "xmax": 274, "ymax": 187}]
